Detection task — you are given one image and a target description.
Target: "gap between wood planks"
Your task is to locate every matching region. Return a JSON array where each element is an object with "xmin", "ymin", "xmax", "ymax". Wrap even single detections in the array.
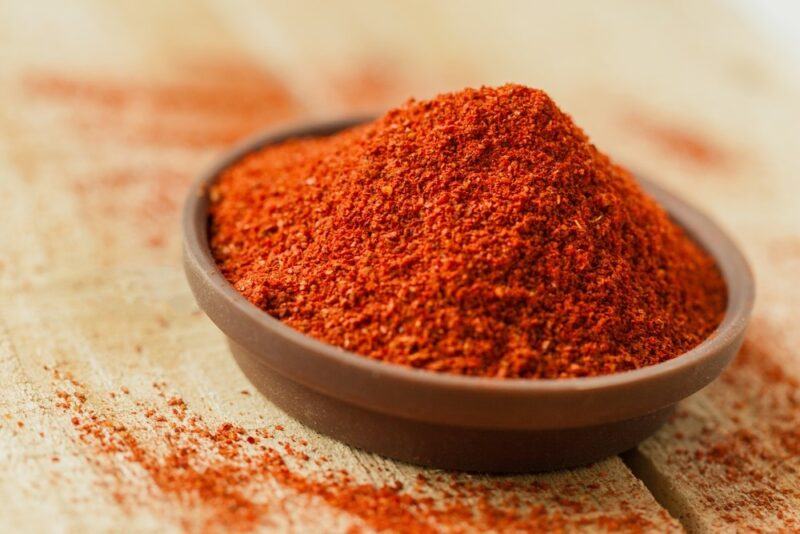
[{"xmin": 622, "ymin": 448, "xmax": 695, "ymax": 532}]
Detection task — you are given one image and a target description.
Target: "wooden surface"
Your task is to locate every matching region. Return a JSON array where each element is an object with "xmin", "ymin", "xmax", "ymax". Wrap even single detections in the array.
[{"xmin": 0, "ymin": 1, "xmax": 798, "ymax": 532}]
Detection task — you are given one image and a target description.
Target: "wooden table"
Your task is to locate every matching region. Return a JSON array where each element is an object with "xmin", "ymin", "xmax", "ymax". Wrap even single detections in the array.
[{"xmin": 1, "ymin": 1, "xmax": 798, "ymax": 531}]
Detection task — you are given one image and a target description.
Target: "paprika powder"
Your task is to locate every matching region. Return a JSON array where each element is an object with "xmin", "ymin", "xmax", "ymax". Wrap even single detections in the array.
[
  {"xmin": 209, "ymin": 85, "xmax": 727, "ymax": 379},
  {"xmin": 53, "ymin": 368, "xmax": 665, "ymax": 531}
]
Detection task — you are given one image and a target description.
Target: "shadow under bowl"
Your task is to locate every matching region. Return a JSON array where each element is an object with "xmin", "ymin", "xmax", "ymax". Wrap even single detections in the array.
[{"xmin": 182, "ymin": 118, "xmax": 754, "ymax": 473}]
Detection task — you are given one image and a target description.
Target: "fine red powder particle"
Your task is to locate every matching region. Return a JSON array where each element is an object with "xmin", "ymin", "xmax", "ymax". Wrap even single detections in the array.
[
  {"xmin": 209, "ymin": 85, "xmax": 727, "ymax": 379},
  {"xmin": 51, "ymin": 369, "xmax": 664, "ymax": 532},
  {"xmin": 653, "ymin": 326, "xmax": 800, "ymax": 528},
  {"xmin": 624, "ymin": 112, "xmax": 731, "ymax": 169}
]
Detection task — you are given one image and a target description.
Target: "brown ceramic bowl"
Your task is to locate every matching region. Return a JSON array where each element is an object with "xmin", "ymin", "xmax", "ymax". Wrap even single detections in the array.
[{"xmin": 183, "ymin": 118, "xmax": 754, "ymax": 473}]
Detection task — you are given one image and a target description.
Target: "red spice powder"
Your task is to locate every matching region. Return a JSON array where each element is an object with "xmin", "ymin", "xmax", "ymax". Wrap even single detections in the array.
[
  {"xmin": 209, "ymin": 84, "xmax": 727, "ymax": 378},
  {"xmin": 20, "ymin": 59, "xmax": 298, "ymax": 252},
  {"xmin": 51, "ymin": 368, "xmax": 664, "ymax": 532},
  {"xmin": 23, "ymin": 59, "xmax": 297, "ymax": 149},
  {"xmin": 651, "ymin": 326, "xmax": 800, "ymax": 529},
  {"xmin": 624, "ymin": 113, "xmax": 731, "ymax": 169}
]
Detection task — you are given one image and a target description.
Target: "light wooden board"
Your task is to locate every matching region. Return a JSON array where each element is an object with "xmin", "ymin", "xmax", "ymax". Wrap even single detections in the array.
[{"xmin": 0, "ymin": 0, "xmax": 798, "ymax": 532}]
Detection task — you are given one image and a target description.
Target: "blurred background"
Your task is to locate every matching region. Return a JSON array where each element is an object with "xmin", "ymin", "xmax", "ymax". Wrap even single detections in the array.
[
  {"xmin": 1, "ymin": 1, "xmax": 799, "ymax": 531},
  {"xmin": 2, "ymin": 0, "xmax": 798, "ymax": 263}
]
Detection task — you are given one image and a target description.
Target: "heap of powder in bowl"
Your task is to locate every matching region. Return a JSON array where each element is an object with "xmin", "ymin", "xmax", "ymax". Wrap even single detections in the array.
[{"xmin": 208, "ymin": 84, "xmax": 727, "ymax": 379}]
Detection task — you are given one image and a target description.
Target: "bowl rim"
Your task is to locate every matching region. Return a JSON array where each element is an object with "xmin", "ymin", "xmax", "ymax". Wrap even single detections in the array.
[{"xmin": 183, "ymin": 117, "xmax": 754, "ymax": 399}]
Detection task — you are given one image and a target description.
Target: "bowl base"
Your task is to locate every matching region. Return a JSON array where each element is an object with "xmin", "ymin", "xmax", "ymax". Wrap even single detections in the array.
[{"xmin": 230, "ymin": 340, "xmax": 673, "ymax": 473}]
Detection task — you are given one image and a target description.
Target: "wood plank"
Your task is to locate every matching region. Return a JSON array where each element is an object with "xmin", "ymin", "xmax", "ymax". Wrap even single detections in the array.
[{"xmin": 627, "ymin": 250, "xmax": 800, "ymax": 531}]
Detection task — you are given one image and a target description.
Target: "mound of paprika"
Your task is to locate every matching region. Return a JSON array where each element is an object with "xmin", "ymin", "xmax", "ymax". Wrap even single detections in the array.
[{"xmin": 209, "ymin": 85, "xmax": 727, "ymax": 379}]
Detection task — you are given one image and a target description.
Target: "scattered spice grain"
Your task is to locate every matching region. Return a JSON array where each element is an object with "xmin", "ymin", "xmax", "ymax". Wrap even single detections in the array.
[
  {"xmin": 645, "ymin": 324, "xmax": 800, "ymax": 529},
  {"xmin": 21, "ymin": 59, "xmax": 298, "ymax": 252},
  {"xmin": 625, "ymin": 112, "xmax": 731, "ymax": 169},
  {"xmin": 51, "ymin": 368, "xmax": 665, "ymax": 532},
  {"xmin": 210, "ymin": 85, "xmax": 727, "ymax": 378}
]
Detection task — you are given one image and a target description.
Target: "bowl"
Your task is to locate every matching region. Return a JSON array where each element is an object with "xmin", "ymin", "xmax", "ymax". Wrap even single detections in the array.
[{"xmin": 182, "ymin": 118, "xmax": 754, "ymax": 473}]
